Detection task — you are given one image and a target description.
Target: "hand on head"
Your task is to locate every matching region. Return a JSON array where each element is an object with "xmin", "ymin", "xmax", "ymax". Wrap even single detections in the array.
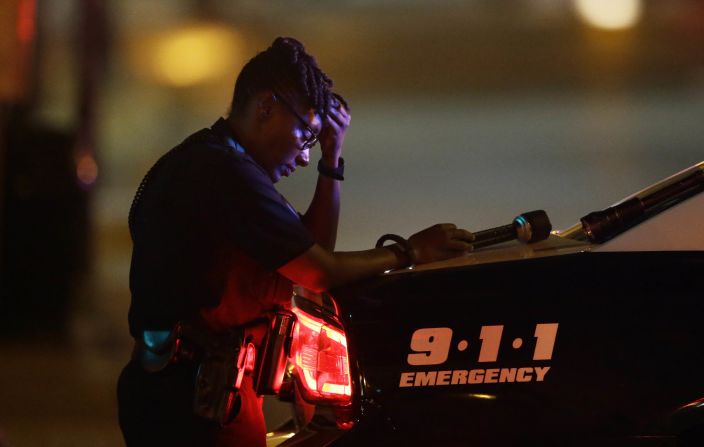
[{"xmin": 318, "ymin": 93, "xmax": 351, "ymax": 162}]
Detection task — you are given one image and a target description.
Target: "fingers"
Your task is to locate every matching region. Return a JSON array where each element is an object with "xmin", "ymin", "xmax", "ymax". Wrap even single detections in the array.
[
  {"xmin": 453, "ymin": 229, "xmax": 475, "ymax": 242},
  {"xmin": 319, "ymin": 107, "xmax": 349, "ymax": 156},
  {"xmin": 430, "ymin": 224, "xmax": 471, "ymax": 236},
  {"xmin": 327, "ymin": 104, "xmax": 351, "ymax": 128},
  {"xmin": 437, "ymin": 223, "xmax": 457, "ymax": 231},
  {"xmin": 331, "ymin": 92, "xmax": 349, "ymax": 111},
  {"xmin": 320, "ymin": 106, "xmax": 349, "ymax": 138},
  {"xmin": 326, "ymin": 114, "xmax": 342, "ymax": 133},
  {"xmin": 319, "ymin": 94, "xmax": 350, "ymax": 156},
  {"xmin": 325, "ymin": 115, "xmax": 348, "ymax": 135},
  {"xmin": 446, "ymin": 239, "xmax": 474, "ymax": 252},
  {"xmin": 434, "ymin": 225, "xmax": 474, "ymax": 252},
  {"xmin": 409, "ymin": 223, "xmax": 474, "ymax": 264},
  {"xmin": 445, "ymin": 227, "xmax": 474, "ymax": 252}
]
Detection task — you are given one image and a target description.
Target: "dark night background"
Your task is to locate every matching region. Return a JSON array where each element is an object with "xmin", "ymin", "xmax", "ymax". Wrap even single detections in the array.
[{"xmin": 1, "ymin": 1, "xmax": 703, "ymax": 445}]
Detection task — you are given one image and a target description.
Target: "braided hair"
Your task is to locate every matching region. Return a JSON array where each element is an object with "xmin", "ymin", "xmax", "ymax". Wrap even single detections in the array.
[{"xmin": 230, "ymin": 37, "xmax": 338, "ymax": 121}]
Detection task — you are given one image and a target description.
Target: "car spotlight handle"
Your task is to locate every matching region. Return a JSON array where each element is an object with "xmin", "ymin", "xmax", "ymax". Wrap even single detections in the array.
[
  {"xmin": 471, "ymin": 223, "xmax": 516, "ymax": 248},
  {"xmin": 472, "ymin": 210, "xmax": 552, "ymax": 249}
]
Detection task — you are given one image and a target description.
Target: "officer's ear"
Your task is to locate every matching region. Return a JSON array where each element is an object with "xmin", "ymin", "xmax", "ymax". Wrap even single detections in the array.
[{"xmin": 255, "ymin": 91, "xmax": 276, "ymax": 122}]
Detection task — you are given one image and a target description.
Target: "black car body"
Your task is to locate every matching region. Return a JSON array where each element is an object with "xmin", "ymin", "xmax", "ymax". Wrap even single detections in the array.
[{"xmin": 273, "ymin": 162, "xmax": 704, "ymax": 447}]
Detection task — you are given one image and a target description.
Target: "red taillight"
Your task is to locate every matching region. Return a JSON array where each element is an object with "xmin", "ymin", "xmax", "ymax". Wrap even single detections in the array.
[{"xmin": 291, "ymin": 307, "xmax": 351, "ymax": 402}]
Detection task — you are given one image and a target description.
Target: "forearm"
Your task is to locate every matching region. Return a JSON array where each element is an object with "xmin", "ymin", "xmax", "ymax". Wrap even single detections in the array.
[
  {"xmin": 279, "ymin": 223, "xmax": 474, "ymax": 293},
  {"xmin": 301, "ymin": 158, "xmax": 341, "ymax": 251},
  {"xmin": 327, "ymin": 246, "xmax": 410, "ymax": 286},
  {"xmin": 302, "ymin": 93, "xmax": 349, "ymax": 250},
  {"xmin": 279, "ymin": 244, "xmax": 410, "ymax": 293}
]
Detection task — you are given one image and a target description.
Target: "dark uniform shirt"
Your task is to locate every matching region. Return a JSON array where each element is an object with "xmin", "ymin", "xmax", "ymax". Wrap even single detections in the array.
[
  {"xmin": 128, "ymin": 118, "xmax": 314, "ymax": 336},
  {"xmin": 120, "ymin": 118, "xmax": 315, "ymax": 446}
]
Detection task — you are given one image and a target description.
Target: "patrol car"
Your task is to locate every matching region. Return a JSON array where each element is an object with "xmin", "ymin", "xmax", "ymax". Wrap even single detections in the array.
[{"xmin": 271, "ymin": 161, "xmax": 704, "ymax": 446}]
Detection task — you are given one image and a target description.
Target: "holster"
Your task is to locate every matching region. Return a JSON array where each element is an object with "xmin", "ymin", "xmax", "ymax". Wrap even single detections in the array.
[
  {"xmin": 135, "ymin": 310, "xmax": 296, "ymax": 427},
  {"xmin": 191, "ymin": 328, "xmax": 248, "ymax": 426},
  {"xmin": 137, "ymin": 322, "xmax": 249, "ymax": 426},
  {"xmin": 253, "ymin": 309, "xmax": 296, "ymax": 395}
]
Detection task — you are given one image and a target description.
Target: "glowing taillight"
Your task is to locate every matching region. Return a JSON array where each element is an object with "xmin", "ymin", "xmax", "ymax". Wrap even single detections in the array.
[{"xmin": 291, "ymin": 307, "xmax": 351, "ymax": 401}]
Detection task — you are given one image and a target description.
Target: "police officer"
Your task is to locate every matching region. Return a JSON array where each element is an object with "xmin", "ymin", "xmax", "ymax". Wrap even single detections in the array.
[{"xmin": 117, "ymin": 37, "xmax": 474, "ymax": 447}]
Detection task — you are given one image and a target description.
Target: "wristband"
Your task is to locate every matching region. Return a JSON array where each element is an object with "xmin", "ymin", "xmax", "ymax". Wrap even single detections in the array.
[
  {"xmin": 375, "ymin": 233, "xmax": 416, "ymax": 268},
  {"xmin": 317, "ymin": 157, "xmax": 344, "ymax": 181}
]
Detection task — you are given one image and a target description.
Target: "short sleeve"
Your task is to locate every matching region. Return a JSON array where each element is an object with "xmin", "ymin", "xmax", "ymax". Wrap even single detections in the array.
[{"xmin": 220, "ymin": 153, "xmax": 315, "ymax": 271}]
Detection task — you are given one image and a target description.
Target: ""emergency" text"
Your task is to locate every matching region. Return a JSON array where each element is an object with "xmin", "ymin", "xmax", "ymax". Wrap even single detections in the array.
[{"xmin": 399, "ymin": 366, "xmax": 550, "ymax": 387}]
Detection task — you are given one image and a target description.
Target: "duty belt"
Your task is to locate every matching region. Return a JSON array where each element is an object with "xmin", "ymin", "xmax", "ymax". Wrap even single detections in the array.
[{"xmin": 134, "ymin": 310, "xmax": 296, "ymax": 426}]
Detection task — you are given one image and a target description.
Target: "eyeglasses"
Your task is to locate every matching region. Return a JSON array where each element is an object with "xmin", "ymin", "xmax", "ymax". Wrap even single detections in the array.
[{"xmin": 273, "ymin": 92, "xmax": 319, "ymax": 150}]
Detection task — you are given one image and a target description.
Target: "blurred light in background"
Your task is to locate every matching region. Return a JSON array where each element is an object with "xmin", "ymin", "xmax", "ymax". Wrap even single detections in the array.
[
  {"xmin": 1, "ymin": 0, "xmax": 36, "ymax": 102},
  {"xmin": 128, "ymin": 22, "xmax": 244, "ymax": 87},
  {"xmin": 16, "ymin": 0, "xmax": 35, "ymax": 44},
  {"xmin": 76, "ymin": 153, "xmax": 98, "ymax": 187},
  {"xmin": 573, "ymin": 0, "xmax": 642, "ymax": 30}
]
